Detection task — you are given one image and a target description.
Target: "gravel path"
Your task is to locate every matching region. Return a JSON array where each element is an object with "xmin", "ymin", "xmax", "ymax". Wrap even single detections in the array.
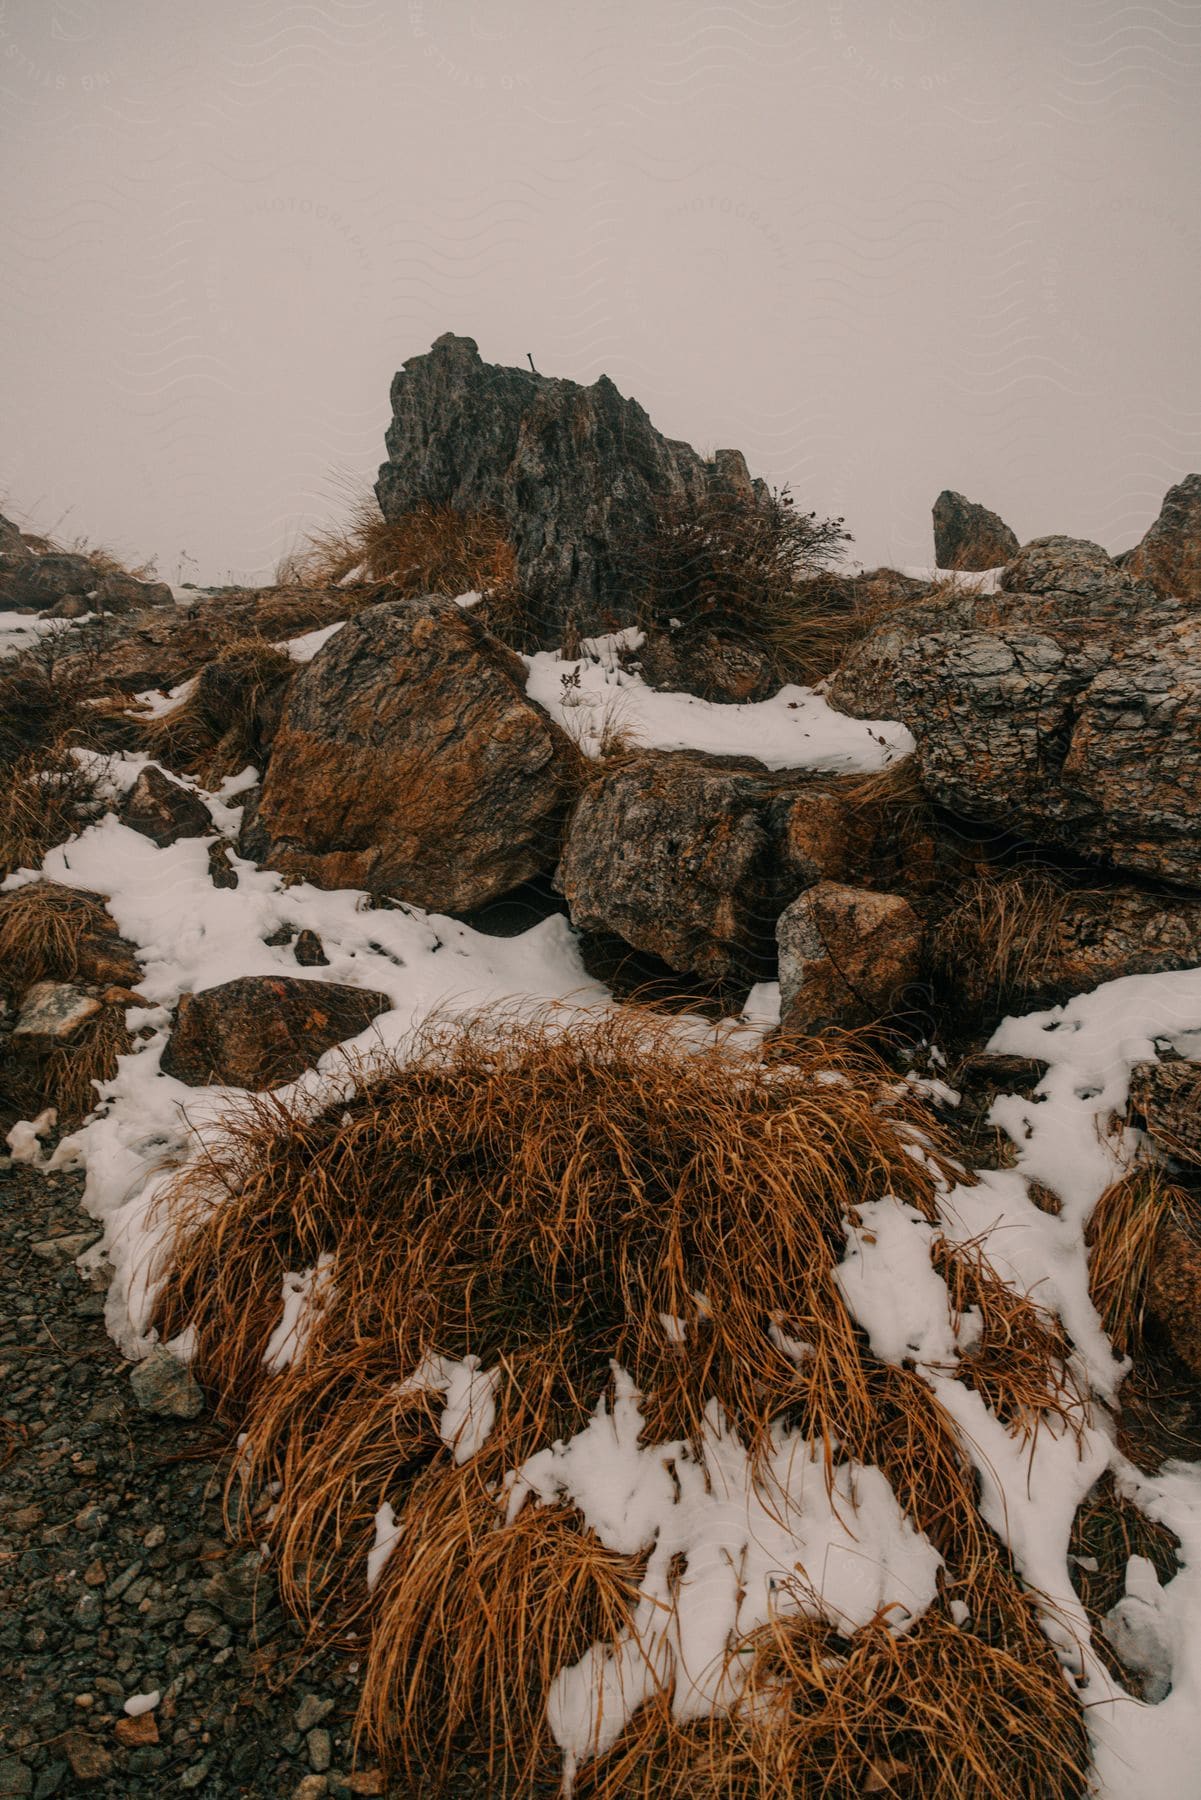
[{"xmin": 0, "ymin": 1159, "xmax": 389, "ymax": 1800}]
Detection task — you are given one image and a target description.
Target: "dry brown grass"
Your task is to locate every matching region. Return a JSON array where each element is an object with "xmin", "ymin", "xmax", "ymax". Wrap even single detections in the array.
[
  {"xmin": 0, "ymin": 745, "xmax": 100, "ymax": 879},
  {"xmin": 1084, "ymin": 1165, "xmax": 1181, "ymax": 1359},
  {"xmin": 0, "ymin": 881, "xmax": 115, "ymax": 990},
  {"xmin": 145, "ymin": 1006, "xmax": 1094, "ymax": 1796},
  {"xmin": 140, "ymin": 637, "xmax": 294, "ymax": 785},
  {"xmin": 279, "ymin": 496, "xmax": 524, "ymax": 614},
  {"xmin": 1068, "ymin": 1469, "xmax": 1180, "ymax": 1693},
  {"xmin": 928, "ymin": 866, "xmax": 1108, "ymax": 1019}
]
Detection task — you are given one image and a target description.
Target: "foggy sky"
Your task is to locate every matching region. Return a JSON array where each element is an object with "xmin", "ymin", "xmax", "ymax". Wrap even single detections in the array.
[{"xmin": 1, "ymin": 0, "xmax": 1198, "ymax": 585}]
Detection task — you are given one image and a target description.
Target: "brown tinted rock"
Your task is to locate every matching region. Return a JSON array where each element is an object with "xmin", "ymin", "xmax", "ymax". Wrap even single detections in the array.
[
  {"xmin": 1125, "ymin": 474, "xmax": 1201, "ymax": 601},
  {"xmin": 1129, "ymin": 1060, "xmax": 1201, "ymax": 1166},
  {"xmin": 932, "ymin": 491, "xmax": 1019, "ymax": 571},
  {"xmin": 375, "ymin": 333, "xmax": 763, "ymax": 642},
  {"xmin": 939, "ymin": 881, "xmax": 1201, "ymax": 1013},
  {"xmin": 159, "ymin": 975, "xmax": 391, "ymax": 1089},
  {"xmin": 634, "ymin": 626, "xmax": 778, "ymax": 703},
  {"xmin": 827, "ymin": 563, "xmax": 1200, "ymax": 886},
  {"xmin": 776, "ymin": 882, "xmax": 922, "ymax": 1033},
  {"xmin": 119, "ymin": 765, "xmax": 213, "ymax": 846},
  {"xmin": 293, "ymin": 928, "xmax": 329, "ymax": 967},
  {"xmin": 59, "ymin": 1730, "xmax": 112, "ymax": 1783},
  {"xmin": 1146, "ymin": 1213, "xmax": 1201, "ymax": 1377},
  {"xmin": 255, "ymin": 595, "xmax": 576, "ymax": 912}
]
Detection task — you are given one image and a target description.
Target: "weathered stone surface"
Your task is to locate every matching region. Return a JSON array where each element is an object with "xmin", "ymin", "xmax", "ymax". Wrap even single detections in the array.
[
  {"xmin": 12, "ymin": 982, "xmax": 102, "ymax": 1045},
  {"xmin": 632, "ymin": 625, "xmax": 778, "ymax": 704},
  {"xmin": 159, "ymin": 975, "xmax": 391, "ymax": 1089},
  {"xmin": 119, "ymin": 765, "xmax": 213, "ymax": 846},
  {"xmin": 826, "ymin": 544, "xmax": 1200, "ymax": 885},
  {"xmin": 1129, "ymin": 1059, "xmax": 1201, "ymax": 1166},
  {"xmin": 1125, "ymin": 474, "xmax": 1201, "ymax": 601},
  {"xmin": 293, "ymin": 928, "xmax": 329, "ymax": 967},
  {"xmin": 556, "ymin": 752, "xmax": 896, "ymax": 981},
  {"xmin": 938, "ymin": 880, "xmax": 1201, "ymax": 1011},
  {"xmin": 998, "ymin": 535, "xmax": 1155, "ymax": 606},
  {"xmin": 253, "ymin": 595, "xmax": 576, "ymax": 911},
  {"xmin": 375, "ymin": 333, "xmax": 760, "ymax": 640},
  {"xmin": 932, "ymin": 491, "xmax": 1019, "ymax": 571},
  {"xmin": 1146, "ymin": 1212, "xmax": 1201, "ymax": 1377},
  {"xmin": 129, "ymin": 1346, "xmax": 205, "ymax": 1419},
  {"xmin": 776, "ymin": 882, "xmax": 922, "ymax": 1034}
]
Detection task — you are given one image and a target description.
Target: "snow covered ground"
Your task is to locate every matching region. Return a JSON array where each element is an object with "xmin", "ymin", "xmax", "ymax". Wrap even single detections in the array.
[{"xmin": 6, "ymin": 610, "xmax": 1201, "ymax": 1796}]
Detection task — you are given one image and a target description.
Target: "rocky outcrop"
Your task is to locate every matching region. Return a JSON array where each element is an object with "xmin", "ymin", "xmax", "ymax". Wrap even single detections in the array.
[
  {"xmin": 160, "ymin": 975, "xmax": 392, "ymax": 1089},
  {"xmin": 0, "ymin": 548, "xmax": 171, "ymax": 616},
  {"xmin": 554, "ymin": 751, "xmax": 916, "ymax": 982},
  {"xmin": 251, "ymin": 595, "xmax": 576, "ymax": 912},
  {"xmin": 632, "ymin": 625, "xmax": 778, "ymax": 704},
  {"xmin": 1125, "ymin": 475, "xmax": 1201, "ymax": 601},
  {"xmin": 375, "ymin": 333, "xmax": 760, "ymax": 641},
  {"xmin": 827, "ymin": 538, "xmax": 1200, "ymax": 886},
  {"xmin": 932, "ymin": 491, "xmax": 1019, "ymax": 571},
  {"xmin": 119, "ymin": 766, "xmax": 213, "ymax": 847},
  {"xmin": 776, "ymin": 883, "xmax": 921, "ymax": 1034}
]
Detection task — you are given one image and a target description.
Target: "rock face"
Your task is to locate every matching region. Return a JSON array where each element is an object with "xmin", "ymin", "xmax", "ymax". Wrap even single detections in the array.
[
  {"xmin": 932, "ymin": 491, "xmax": 1019, "ymax": 571},
  {"xmin": 555, "ymin": 751, "xmax": 911, "ymax": 981},
  {"xmin": 827, "ymin": 538, "xmax": 1201, "ymax": 886},
  {"xmin": 160, "ymin": 975, "xmax": 392, "ymax": 1090},
  {"xmin": 119, "ymin": 766, "xmax": 213, "ymax": 846},
  {"xmin": 1129, "ymin": 1059, "xmax": 1201, "ymax": 1167},
  {"xmin": 375, "ymin": 333, "xmax": 759, "ymax": 640},
  {"xmin": 776, "ymin": 883, "xmax": 922, "ymax": 1034},
  {"xmin": 632, "ymin": 626, "xmax": 778, "ymax": 704},
  {"xmin": 1125, "ymin": 474, "xmax": 1201, "ymax": 601},
  {"xmin": 251, "ymin": 595, "xmax": 577, "ymax": 911}
]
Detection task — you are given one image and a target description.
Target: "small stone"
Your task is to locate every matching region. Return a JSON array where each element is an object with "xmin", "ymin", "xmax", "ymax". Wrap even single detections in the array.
[
  {"xmin": 128, "ymin": 1347, "xmax": 204, "ymax": 1420},
  {"xmin": 30, "ymin": 1234, "xmax": 95, "ymax": 1265},
  {"xmin": 59, "ymin": 1730, "xmax": 112, "ymax": 1784},
  {"xmin": 292, "ymin": 1779, "xmax": 328, "ymax": 1800},
  {"xmin": 9, "ymin": 1502, "xmax": 44, "ymax": 1531},
  {"xmin": 114, "ymin": 1713, "xmax": 159, "ymax": 1748},
  {"xmin": 346, "ymin": 1773, "xmax": 386, "ymax": 1797},
  {"xmin": 293, "ymin": 929, "xmax": 329, "ymax": 967},
  {"xmin": 307, "ymin": 1728, "xmax": 332, "ymax": 1773},
  {"xmin": 0, "ymin": 1757, "xmax": 33, "ymax": 1798},
  {"xmin": 294, "ymin": 1695, "xmax": 335, "ymax": 1732},
  {"xmin": 72, "ymin": 1592, "xmax": 103, "ymax": 1629},
  {"xmin": 119, "ymin": 765, "xmax": 213, "ymax": 848},
  {"xmin": 32, "ymin": 1764, "xmax": 66, "ymax": 1800},
  {"xmin": 83, "ymin": 1558, "xmax": 106, "ymax": 1586},
  {"xmin": 142, "ymin": 1523, "xmax": 167, "ymax": 1549},
  {"xmin": 73, "ymin": 1693, "xmax": 95, "ymax": 1709},
  {"xmin": 178, "ymin": 1759, "xmax": 212, "ymax": 1791}
]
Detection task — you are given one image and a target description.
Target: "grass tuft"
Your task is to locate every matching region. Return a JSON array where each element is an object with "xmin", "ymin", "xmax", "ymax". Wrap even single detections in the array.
[
  {"xmin": 140, "ymin": 636, "xmax": 294, "ymax": 784},
  {"xmin": 146, "ymin": 1006, "xmax": 1092, "ymax": 1794}
]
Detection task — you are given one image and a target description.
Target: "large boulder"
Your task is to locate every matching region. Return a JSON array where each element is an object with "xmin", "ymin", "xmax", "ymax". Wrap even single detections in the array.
[
  {"xmin": 932, "ymin": 491, "xmax": 1019, "ymax": 571},
  {"xmin": 160, "ymin": 975, "xmax": 392, "ymax": 1089},
  {"xmin": 827, "ymin": 539, "xmax": 1200, "ymax": 886},
  {"xmin": 554, "ymin": 751, "xmax": 910, "ymax": 981},
  {"xmin": 1124, "ymin": 474, "xmax": 1201, "ymax": 601},
  {"xmin": 250, "ymin": 595, "xmax": 576, "ymax": 912},
  {"xmin": 776, "ymin": 882, "xmax": 922, "ymax": 1034},
  {"xmin": 375, "ymin": 333, "xmax": 760, "ymax": 641}
]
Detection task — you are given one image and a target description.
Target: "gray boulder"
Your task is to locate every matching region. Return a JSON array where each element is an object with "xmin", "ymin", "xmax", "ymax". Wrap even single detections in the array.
[
  {"xmin": 375, "ymin": 333, "xmax": 761, "ymax": 642},
  {"xmin": 827, "ymin": 538, "xmax": 1200, "ymax": 886},
  {"xmin": 932, "ymin": 491, "xmax": 1019, "ymax": 571}
]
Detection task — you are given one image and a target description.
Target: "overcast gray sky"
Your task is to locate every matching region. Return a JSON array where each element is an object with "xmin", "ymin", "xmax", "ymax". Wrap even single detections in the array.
[{"xmin": 1, "ymin": 0, "xmax": 1198, "ymax": 584}]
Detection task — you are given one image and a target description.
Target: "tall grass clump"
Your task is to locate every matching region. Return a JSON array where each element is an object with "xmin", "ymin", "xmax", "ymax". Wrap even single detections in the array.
[{"xmin": 150, "ymin": 1006, "xmax": 1089, "ymax": 1797}]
